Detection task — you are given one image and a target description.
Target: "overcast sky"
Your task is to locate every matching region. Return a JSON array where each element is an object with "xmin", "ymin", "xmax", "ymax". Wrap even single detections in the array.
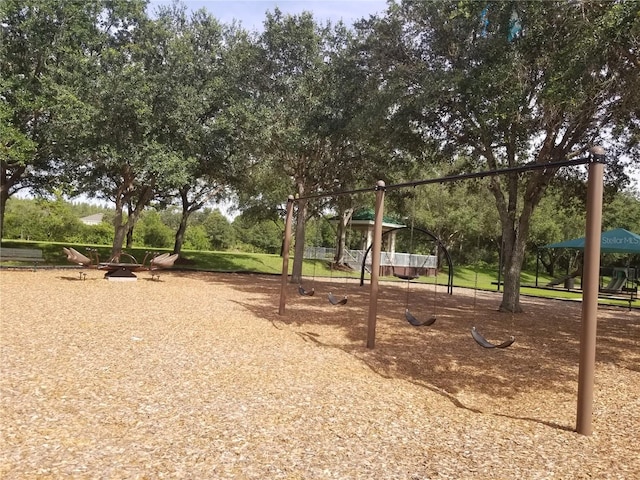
[{"xmin": 147, "ymin": 0, "xmax": 389, "ymax": 30}]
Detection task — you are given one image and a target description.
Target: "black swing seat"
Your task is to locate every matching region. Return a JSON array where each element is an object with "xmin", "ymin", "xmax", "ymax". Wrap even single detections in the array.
[
  {"xmin": 298, "ymin": 285, "xmax": 315, "ymax": 296},
  {"xmin": 471, "ymin": 327, "xmax": 515, "ymax": 349},
  {"xmin": 405, "ymin": 309, "xmax": 436, "ymax": 327},
  {"xmin": 394, "ymin": 273, "xmax": 420, "ymax": 281},
  {"xmin": 392, "ymin": 266, "xmax": 420, "ymax": 281},
  {"xmin": 328, "ymin": 292, "xmax": 348, "ymax": 305}
]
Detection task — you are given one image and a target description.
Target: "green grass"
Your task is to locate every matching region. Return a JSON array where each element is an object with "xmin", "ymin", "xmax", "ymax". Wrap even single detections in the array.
[
  {"xmin": 0, "ymin": 240, "xmax": 288, "ymax": 274},
  {"xmin": 0, "ymin": 240, "xmax": 343, "ymax": 276},
  {"xmin": 2, "ymin": 239, "xmax": 637, "ymax": 308}
]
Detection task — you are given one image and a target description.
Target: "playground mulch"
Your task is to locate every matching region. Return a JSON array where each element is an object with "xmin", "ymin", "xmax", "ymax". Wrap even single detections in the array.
[{"xmin": 1, "ymin": 269, "xmax": 639, "ymax": 479}]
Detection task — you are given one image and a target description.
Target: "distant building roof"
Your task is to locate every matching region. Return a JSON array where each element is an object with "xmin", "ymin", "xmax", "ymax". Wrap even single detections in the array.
[
  {"xmin": 352, "ymin": 209, "xmax": 405, "ymax": 226},
  {"xmin": 80, "ymin": 213, "xmax": 104, "ymax": 225},
  {"xmin": 330, "ymin": 209, "xmax": 405, "ymax": 229}
]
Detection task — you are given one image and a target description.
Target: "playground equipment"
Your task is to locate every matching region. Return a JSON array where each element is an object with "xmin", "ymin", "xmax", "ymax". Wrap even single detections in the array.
[
  {"xmin": 328, "ymin": 292, "xmax": 348, "ymax": 305},
  {"xmin": 298, "ymin": 284, "xmax": 315, "ymax": 296},
  {"xmin": 471, "ymin": 327, "xmax": 516, "ymax": 349},
  {"xmin": 278, "ymin": 147, "xmax": 606, "ymax": 436},
  {"xmin": 470, "ymin": 246, "xmax": 516, "ymax": 349},
  {"xmin": 63, "ymin": 247, "xmax": 178, "ymax": 280},
  {"xmin": 392, "ymin": 220, "xmax": 438, "ymax": 327}
]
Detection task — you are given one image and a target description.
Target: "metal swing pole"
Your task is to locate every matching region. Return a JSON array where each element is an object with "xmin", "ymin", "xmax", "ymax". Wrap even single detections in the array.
[
  {"xmin": 367, "ymin": 180, "xmax": 386, "ymax": 349},
  {"xmin": 576, "ymin": 148, "xmax": 605, "ymax": 435}
]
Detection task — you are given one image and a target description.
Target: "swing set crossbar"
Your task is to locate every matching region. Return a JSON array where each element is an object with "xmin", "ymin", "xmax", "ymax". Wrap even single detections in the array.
[{"xmin": 293, "ymin": 157, "xmax": 596, "ymax": 203}]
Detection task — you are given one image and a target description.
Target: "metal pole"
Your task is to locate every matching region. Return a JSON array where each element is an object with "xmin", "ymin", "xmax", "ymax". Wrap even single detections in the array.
[
  {"xmin": 576, "ymin": 151, "xmax": 605, "ymax": 435},
  {"xmin": 367, "ymin": 181, "xmax": 386, "ymax": 349},
  {"xmin": 278, "ymin": 196, "xmax": 295, "ymax": 315},
  {"xmin": 294, "ymin": 157, "xmax": 591, "ymax": 203}
]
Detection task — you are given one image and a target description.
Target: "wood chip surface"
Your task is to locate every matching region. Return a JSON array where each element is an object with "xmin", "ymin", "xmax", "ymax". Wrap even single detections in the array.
[{"xmin": 1, "ymin": 270, "xmax": 639, "ymax": 479}]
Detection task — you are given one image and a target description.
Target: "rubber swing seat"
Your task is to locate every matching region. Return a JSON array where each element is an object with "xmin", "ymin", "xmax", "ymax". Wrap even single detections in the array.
[
  {"xmin": 328, "ymin": 292, "xmax": 347, "ymax": 305},
  {"xmin": 298, "ymin": 285, "xmax": 315, "ymax": 296},
  {"xmin": 405, "ymin": 309, "xmax": 436, "ymax": 327},
  {"xmin": 471, "ymin": 327, "xmax": 515, "ymax": 349}
]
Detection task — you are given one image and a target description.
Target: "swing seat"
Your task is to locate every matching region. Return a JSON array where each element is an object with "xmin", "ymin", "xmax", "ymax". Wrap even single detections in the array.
[
  {"xmin": 298, "ymin": 285, "xmax": 315, "ymax": 296},
  {"xmin": 391, "ymin": 266, "xmax": 420, "ymax": 281},
  {"xmin": 405, "ymin": 309, "xmax": 436, "ymax": 327},
  {"xmin": 471, "ymin": 327, "xmax": 515, "ymax": 349},
  {"xmin": 328, "ymin": 292, "xmax": 348, "ymax": 305},
  {"xmin": 394, "ymin": 273, "xmax": 420, "ymax": 281}
]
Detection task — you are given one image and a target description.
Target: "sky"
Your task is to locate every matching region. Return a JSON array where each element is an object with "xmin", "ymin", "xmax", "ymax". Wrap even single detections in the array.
[{"xmin": 147, "ymin": 0, "xmax": 390, "ymax": 30}]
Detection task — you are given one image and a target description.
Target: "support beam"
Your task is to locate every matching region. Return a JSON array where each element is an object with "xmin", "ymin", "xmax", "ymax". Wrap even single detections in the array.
[{"xmin": 576, "ymin": 153, "xmax": 605, "ymax": 435}]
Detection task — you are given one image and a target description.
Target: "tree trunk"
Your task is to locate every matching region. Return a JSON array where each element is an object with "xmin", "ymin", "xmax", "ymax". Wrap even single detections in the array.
[
  {"xmin": 173, "ymin": 185, "xmax": 218, "ymax": 255},
  {"xmin": 0, "ymin": 186, "xmax": 7, "ymax": 240},
  {"xmin": 126, "ymin": 225, "xmax": 134, "ymax": 249},
  {"xmin": 173, "ymin": 207, "xmax": 191, "ymax": 255},
  {"xmin": 333, "ymin": 208, "xmax": 353, "ymax": 265},
  {"xmin": 499, "ymin": 226, "xmax": 525, "ymax": 313},
  {"xmin": 492, "ymin": 166, "xmax": 556, "ymax": 312},
  {"xmin": 0, "ymin": 163, "xmax": 25, "ymax": 240},
  {"xmin": 112, "ymin": 203, "xmax": 127, "ymax": 258},
  {"xmin": 540, "ymin": 251, "xmax": 557, "ymax": 277},
  {"xmin": 125, "ymin": 201, "xmax": 134, "ymax": 248},
  {"xmin": 291, "ymin": 198, "xmax": 307, "ymax": 284},
  {"xmin": 111, "ymin": 181, "xmax": 155, "ymax": 256},
  {"xmin": 334, "ymin": 218, "xmax": 346, "ymax": 265}
]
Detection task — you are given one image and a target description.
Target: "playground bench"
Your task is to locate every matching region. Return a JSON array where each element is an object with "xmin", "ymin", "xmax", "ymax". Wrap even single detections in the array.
[{"xmin": 0, "ymin": 247, "xmax": 45, "ymax": 270}]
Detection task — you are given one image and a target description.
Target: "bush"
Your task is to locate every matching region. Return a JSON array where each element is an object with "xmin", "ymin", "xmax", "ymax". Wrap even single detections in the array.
[
  {"xmin": 232, "ymin": 215, "xmax": 281, "ymax": 254},
  {"xmin": 183, "ymin": 225, "xmax": 211, "ymax": 251},
  {"xmin": 140, "ymin": 211, "xmax": 173, "ymax": 248},
  {"xmin": 203, "ymin": 211, "xmax": 235, "ymax": 251},
  {"xmin": 76, "ymin": 222, "xmax": 114, "ymax": 245},
  {"xmin": 3, "ymin": 197, "xmax": 84, "ymax": 242}
]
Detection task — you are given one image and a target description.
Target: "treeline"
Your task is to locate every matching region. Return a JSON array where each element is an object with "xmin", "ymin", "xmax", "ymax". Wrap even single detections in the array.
[
  {"xmin": 5, "ymin": 185, "xmax": 640, "ymax": 276},
  {"xmin": 3, "ymin": 197, "xmax": 283, "ymax": 254}
]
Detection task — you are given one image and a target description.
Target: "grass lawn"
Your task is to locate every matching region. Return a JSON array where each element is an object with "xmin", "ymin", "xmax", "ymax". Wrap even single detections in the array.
[{"xmin": 2, "ymin": 239, "xmax": 638, "ymax": 308}]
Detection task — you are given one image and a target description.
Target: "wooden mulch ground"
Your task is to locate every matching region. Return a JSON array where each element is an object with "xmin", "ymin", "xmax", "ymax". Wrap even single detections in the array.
[{"xmin": 1, "ymin": 269, "xmax": 639, "ymax": 479}]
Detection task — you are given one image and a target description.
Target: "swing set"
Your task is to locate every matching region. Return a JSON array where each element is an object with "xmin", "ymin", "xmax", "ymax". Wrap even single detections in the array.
[
  {"xmin": 360, "ymin": 226, "xmax": 453, "ymax": 327},
  {"xmin": 468, "ymin": 241, "xmax": 516, "ymax": 348},
  {"xmin": 326, "ymin": 212, "xmax": 352, "ymax": 306},
  {"xmin": 358, "ymin": 182, "xmax": 452, "ymax": 328},
  {"xmin": 298, "ymin": 209, "xmax": 350, "ymax": 306},
  {"xmin": 278, "ymin": 148, "xmax": 607, "ymax": 435}
]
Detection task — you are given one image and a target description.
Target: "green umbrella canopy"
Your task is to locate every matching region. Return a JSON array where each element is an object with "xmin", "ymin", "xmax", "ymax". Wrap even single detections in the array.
[{"xmin": 543, "ymin": 228, "xmax": 640, "ymax": 254}]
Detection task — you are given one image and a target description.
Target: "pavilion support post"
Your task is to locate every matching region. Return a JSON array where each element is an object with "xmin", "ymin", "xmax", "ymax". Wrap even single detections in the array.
[
  {"xmin": 367, "ymin": 181, "xmax": 386, "ymax": 349},
  {"xmin": 279, "ymin": 196, "xmax": 295, "ymax": 315},
  {"xmin": 576, "ymin": 152, "xmax": 605, "ymax": 435}
]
